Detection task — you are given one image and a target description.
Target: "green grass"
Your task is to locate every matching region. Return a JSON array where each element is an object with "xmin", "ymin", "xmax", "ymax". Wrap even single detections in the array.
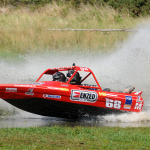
[
  {"xmin": 0, "ymin": 3, "xmax": 149, "ymax": 58},
  {"xmin": 0, "ymin": 126, "xmax": 149, "ymax": 149}
]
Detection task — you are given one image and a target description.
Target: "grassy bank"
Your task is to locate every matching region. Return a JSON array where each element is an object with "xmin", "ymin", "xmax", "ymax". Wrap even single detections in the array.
[
  {"xmin": 0, "ymin": 126, "xmax": 149, "ymax": 149},
  {"xmin": 0, "ymin": 3, "xmax": 148, "ymax": 57}
]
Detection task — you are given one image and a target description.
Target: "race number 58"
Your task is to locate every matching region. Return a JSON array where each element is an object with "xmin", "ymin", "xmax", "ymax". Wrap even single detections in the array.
[{"xmin": 106, "ymin": 98, "xmax": 121, "ymax": 109}]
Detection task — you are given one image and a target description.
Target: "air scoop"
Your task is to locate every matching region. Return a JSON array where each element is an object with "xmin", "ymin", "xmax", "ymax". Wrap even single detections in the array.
[{"xmin": 123, "ymin": 85, "xmax": 135, "ymax": 94}]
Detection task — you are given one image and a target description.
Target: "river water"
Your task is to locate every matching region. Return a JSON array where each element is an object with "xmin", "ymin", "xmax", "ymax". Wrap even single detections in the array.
[{"xmin": 0, "ymin": 25, "xmax": 150, "ymax": 128}]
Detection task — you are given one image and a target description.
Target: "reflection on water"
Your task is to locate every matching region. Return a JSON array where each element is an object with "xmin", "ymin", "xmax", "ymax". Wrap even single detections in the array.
[{"xmin": 0, "ymin": 112, "xmax": 150, "ymax": 128}]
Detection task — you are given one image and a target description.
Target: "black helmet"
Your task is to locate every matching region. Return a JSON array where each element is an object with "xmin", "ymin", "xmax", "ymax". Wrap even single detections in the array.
[
  {"xmin": 66, "ymin": 70, "xmax": 75, "ymax": 77},
  {"xmin": 67, "ymin": 70, "xmax": 81, "ymax": 85},
  {"xmin": 53, "ymin": 72, "xmax": 66, "ymax": 82}
]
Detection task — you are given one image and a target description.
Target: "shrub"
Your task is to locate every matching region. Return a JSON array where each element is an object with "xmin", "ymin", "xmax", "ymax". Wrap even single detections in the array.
[{"xmin": 0, "ymin": 0, "xmax": 150, "ymax": 16}]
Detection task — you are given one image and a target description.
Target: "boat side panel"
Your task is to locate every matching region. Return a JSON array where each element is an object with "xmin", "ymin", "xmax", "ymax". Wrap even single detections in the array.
[{"xmin": 0, "ymin": 83, "xmax": 144, "ymax": 115}]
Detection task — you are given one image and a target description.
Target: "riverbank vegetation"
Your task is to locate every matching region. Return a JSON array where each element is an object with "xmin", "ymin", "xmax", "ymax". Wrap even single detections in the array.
[
  {"xmin": 1, "ymin": 0, "xmax": 150, "ymax": 17},
  {"xmin": 0, "ymin": 126, "xmax": 150, "ymax": 149},
  {"xmin": 0, "ymin": 2, "xmax": 149, "ymax": 57}
]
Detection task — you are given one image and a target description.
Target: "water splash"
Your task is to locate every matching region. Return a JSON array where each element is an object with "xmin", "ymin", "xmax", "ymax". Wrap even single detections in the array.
[
  {"xmin": 99, "ymin": 25, "xmax": 150, "ymax": 123},
  {"xmin": 103, "ymin": 112, "xmax": 150, "ymax": 123}
]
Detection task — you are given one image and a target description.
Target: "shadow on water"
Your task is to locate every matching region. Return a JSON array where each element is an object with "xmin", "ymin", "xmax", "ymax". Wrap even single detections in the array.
[{"xmin": 1, "ymin": 25, "xmax": 150, "ymax": 128}]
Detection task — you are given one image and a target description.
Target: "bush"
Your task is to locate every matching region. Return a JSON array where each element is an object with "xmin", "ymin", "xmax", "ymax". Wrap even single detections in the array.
[
  {"xmin": 104, "ymin": 0, "xmax": 150, "ymax": 16},
  {"xmin": 0, "ymin": 0, "xmax": 150, "ymax": 16}
]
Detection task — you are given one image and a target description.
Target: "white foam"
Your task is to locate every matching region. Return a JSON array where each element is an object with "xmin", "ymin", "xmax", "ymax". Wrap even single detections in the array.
[{"xmin": 103, "ymin": 111, "xmax": 150, "ymax": 123}]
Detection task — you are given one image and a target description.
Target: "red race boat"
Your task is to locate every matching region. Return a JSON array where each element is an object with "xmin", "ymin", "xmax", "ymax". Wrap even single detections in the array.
[{"xmin": 0, "ymin": 64, "xmax": 144, "ymax": 119}]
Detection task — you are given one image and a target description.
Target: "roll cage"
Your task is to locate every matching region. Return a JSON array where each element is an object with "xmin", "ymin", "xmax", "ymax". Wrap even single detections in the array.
[{"xmin": 36, "ymin": 66, "xmax": 102, "ymax": 91}]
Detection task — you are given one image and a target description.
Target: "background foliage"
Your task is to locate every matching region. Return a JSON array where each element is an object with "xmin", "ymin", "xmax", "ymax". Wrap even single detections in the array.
[{"xmin": 0, "ymin": 0, "xmax": 150, "ymax": 16}]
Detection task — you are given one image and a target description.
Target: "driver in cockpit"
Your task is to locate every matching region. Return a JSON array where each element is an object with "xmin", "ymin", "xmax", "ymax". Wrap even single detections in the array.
[{"xmin": 52, "ymin": 72, "xmax": 66, "ymax": 82}]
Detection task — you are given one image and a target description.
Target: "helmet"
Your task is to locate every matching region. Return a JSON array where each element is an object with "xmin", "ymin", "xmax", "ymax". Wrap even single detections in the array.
[
  {"xmin": 66, "ymin": 70, "xmax": 81, "ymax": 85},
  {"xmin": 66, "ymin": 70, "xmax": 75, "ymax": 78},
  {"xmin": 53, "ymin": 72, "xmax": 66, "ymax": 82}
]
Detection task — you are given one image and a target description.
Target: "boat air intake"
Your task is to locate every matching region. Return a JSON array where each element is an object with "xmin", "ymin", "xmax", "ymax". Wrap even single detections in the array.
[{"xmin": 123, "ymin": 85, "xmax": 135, "ymax": 94}]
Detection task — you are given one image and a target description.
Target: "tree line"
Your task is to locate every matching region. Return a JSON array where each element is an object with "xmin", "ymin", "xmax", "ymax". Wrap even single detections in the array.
[{"xmin": 0, "ymin": 0, "xmax": 150, "ymax": 16}]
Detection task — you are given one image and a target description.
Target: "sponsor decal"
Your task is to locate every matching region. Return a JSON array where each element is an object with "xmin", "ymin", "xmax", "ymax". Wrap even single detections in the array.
[
  {"xmin": 61, "ymin": 84, "xmax": 68, "ymax": 87},
  {"xmin": 80, "ymin": 67, "xmax": 89, "ymax": 71},
  {"xmin": 60, "ymin": 88, "xmax": 69, "ymax": 91},
  {"xmin": 47, "ymin": 87, "xmax": 60, "ymax": 90},
  {"xmin": 48, "ymin": 87, "xmax": 69, "ymax": 91},
  {"xmin": 25, "ymin": 88, "xmax": 34, "ymax": 95},
  {"xmin": 14, "ymin": 84, "xmax": 35, "ymax": 87},
  {"xmin": 134, "ymin": 91, "xmax": 142, "ymax": 95},
  {"xmin": 70, "ymin": 90, "xmax": 98, "ymax": 103},
  {"xmin": 99, "ymin": 92, "xmax": 106, "ymax": 97},
  {"xmin": 5, "ymin": 88, "xmax": 17, "ymax": 92},
  {"xmin": 106, "ymin": 93, "xmax": 117, "ymax": 97},
  {"xmin": 51, "ymin": 66, "xmax": 74, "ymax": 70},
  {"xmin": 43, "ymin": 94, "xmax": 61, "ymax": 99},
  {"xmin": 137, "ymin": 95, "xmax": 141, "ymax": 101},
  {"xmin": 134, "ymin": 103, "xmax": 142, "ymax": 110},
  {"xmin": 136, "ymin": 100, "xmax": 143, "ymax": 103},
  {"xmin": 32, "ymin": 82, "xmax": 44, "ymax": 85},
  {"xmin": 124, "ymin": 96, "xmax": 132, "ymax": 109}
]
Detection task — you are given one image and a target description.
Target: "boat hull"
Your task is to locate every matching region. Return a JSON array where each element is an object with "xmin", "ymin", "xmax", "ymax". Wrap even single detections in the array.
[{"xmin": 4, "ymin": 98, "xmax": 124, "ymax": 119}]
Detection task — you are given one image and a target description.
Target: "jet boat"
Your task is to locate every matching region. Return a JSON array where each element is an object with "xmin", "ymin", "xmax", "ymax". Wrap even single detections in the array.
[{"xmin": 0, "ymin": 64, "xmax": 144, "ymax": 119}]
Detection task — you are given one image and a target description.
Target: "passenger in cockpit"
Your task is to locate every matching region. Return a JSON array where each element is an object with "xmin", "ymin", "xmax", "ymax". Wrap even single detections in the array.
[{"xmin": 66, "ymin": 70, "xmax": 81, "ymax": 85}]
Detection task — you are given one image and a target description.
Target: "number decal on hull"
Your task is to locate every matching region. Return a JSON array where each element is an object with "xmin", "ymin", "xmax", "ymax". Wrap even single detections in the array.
[{"xmin": 106, "ymin": 98, "xmax": 121, "ymax": 109}]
